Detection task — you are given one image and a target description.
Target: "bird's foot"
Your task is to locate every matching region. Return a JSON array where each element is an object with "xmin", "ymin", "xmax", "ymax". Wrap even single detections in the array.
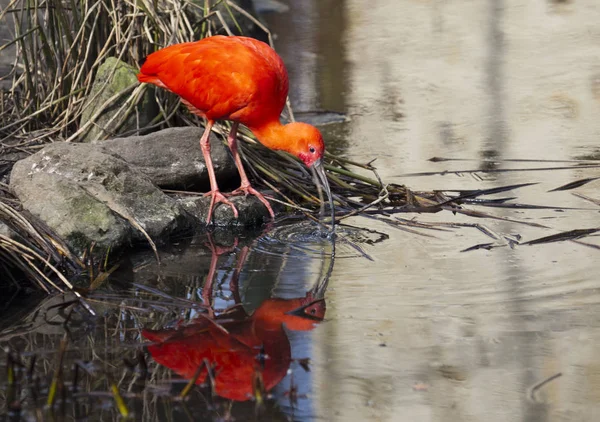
[
  {"xmin": 203, "ymin": 190, "xmax": 239, "ymax": 224},
  {"xmin": 228, "ymin": 185, "xmax": 275, "ymax": 219}
]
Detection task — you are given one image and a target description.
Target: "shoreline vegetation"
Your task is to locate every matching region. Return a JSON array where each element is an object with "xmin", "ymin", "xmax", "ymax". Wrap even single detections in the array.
[
  {"xmin": 2, "ymin": 0, "xmax": 596, "ymax": 292},
  {"xmin": 0, "ymin": 0, "xmax": 398, "ymax": 291}
]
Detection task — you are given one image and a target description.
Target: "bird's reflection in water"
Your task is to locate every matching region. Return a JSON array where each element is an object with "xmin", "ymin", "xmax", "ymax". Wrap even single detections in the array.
[
  {"xmin": 143, "ymin": 292, "xmax": 325, "ymax": 402},
  {"xmin": 142, "ymin": 232, "xmax": 329, "ymax": 411}
]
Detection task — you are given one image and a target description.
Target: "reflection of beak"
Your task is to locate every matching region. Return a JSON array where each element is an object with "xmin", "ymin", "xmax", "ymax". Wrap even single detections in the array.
[
  {"xmin": 311, "ymin": 159, "xmax": 335, "ymax": 234},
  {"xmin": 286, "ymin": 299, "xmax": 326, "ymax": 321}
]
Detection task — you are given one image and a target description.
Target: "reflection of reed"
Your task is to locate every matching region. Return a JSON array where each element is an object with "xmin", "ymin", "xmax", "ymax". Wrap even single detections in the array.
[
  {"xmin": 141, "ymin": 229, "xmax": 330, "ymax": 405},
  {"xmin": 0, "ymin": 227, "xmax": 333, "ymax": 420}
]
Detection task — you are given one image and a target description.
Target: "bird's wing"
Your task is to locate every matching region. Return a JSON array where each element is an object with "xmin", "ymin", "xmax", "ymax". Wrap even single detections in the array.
[{"xmin": 138, "ymin": 39, "xmax": 262, "ymax": 120}]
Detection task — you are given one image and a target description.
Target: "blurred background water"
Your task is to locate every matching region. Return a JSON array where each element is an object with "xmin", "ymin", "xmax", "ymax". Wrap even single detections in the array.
[{"xmin": 264, "ymin": 1, "xmax": 600, "ymax": 421}]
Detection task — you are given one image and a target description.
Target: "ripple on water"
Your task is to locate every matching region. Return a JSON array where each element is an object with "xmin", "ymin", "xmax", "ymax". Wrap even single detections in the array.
[{"xmin": 257, "ymin": 221, "xmax": 388, "ymax": 260}]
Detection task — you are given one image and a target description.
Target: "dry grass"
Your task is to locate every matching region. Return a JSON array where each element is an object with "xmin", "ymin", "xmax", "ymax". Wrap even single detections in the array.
[
  {"xmin": 0, "ymin": 183, "xmax": 81, "ymax": 290},
  {"xmin": 0, "ymin": 0, "xmax": 230, "ymax": 146}
]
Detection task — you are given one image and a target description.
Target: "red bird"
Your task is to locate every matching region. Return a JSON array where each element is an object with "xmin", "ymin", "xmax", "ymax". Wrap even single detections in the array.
[
  {"xmin": 137, "ymin": 35, "xmax": 332, "ymax": 224},
  {"xmin": 142, "ymin": 293, "xmax": 326, "ymax": 401}
]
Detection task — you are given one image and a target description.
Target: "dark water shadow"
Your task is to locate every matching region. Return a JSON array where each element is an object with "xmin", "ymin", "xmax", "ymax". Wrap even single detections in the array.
[{"xmin": 0, "ymin": 222, "xmax": 339, "ymax": 421}]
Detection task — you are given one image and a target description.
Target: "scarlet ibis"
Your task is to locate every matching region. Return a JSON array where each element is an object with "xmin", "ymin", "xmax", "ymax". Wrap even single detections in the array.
[
  {"xmin": 137, "ymin": 35, "xmax": 333, "ymax": 225},
  {"xmin": 142, "ymin": 293, "xmax": 325, "ymax": 401}
]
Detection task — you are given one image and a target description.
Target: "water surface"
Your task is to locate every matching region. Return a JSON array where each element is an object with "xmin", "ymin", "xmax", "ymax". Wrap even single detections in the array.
[{"xmin": 267, "ymin": 1, "xmax": 600, "ymax": 421}]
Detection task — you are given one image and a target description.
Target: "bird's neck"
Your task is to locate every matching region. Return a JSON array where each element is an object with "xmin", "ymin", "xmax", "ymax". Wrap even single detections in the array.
[{"xmin": 248, "ymin": 120, "xmax": 296, "ymax": 155}]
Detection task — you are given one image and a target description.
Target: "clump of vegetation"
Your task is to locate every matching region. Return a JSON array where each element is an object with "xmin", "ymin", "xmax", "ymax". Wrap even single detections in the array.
[
  {"xmin": 0, "ymin": 0, "xmax": 395, "ymax": 291},
  {"xmin": 0, "ymin": 183, "xmax": 80, "ymax": 289},
  {"xmin": 0, "ymin": 0, "xmax": 238, "ymax": 144}
]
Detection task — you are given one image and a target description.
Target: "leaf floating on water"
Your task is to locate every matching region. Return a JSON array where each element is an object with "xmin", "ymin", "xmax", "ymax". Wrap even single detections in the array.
[
  {"xmin": 399, "ymin": 164, "xmax": 600, "ymax": 177},
  {"xmin": 529, "ymin": 372, "xmax": 563, "ymax": 403},
  {"xmin": 429, "ymin": 157, "xmax": 600, "ymax": 164},
  {"xmin": 433, "ymin": 183, "xmax": 538, "ymax": 208},
  {"xmin": 572, "ymin": 192, "xmax": 600, "ymax": 207},
  {"xmin": 446, "ymin": 182, "xmax": 538, "ymax": 198},
  {"xmin": 429, "ymin": 156, "xmax": 450, "ymax": 162},
  {"xmin": 474, "ymin": 202, "xmax": 592, "ymax": 210},
  {"xmin": 438, "ymin": 364, "xmax": 468, "ymax": 381},
  {"xmin": 441, "ymin": 206, "xmax": 550, "ymax": 228},
  {"xmin": 571, "ymin": 240, "xmax": 600, "ymax": 250},
  {"xmin": 461, "ymin": 243, "xmax": 496, "ymax": 252},
  {"xmin": 524, "ymin": 228, "xmax": 600, "ymax": 245},
  {"xmin": 297, "ymin": 358, "xmax": 311, "ymax": 372},
  {"xmin": 464, "ymin": 197, "xmax": 518, "ymax": 204},
  {"xmin": 548, "ymin": 177, "xmax": 600, "ymax": 192}
]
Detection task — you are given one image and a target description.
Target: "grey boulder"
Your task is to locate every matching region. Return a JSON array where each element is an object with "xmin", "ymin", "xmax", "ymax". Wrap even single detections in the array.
[
  {"xmin": 10, "ymin": 142, "xmax": 189, "ymax": 256},
  {"xmin": 79, "ymin": 57, "xmax": 158, "ymax": 142},
  {"xmin": 97, "ymin": 127, "xmax": 238, "ymax": 190},
  {"xmin": 178, "ymin": 194, "xmax": 275, "ymax": 229}
]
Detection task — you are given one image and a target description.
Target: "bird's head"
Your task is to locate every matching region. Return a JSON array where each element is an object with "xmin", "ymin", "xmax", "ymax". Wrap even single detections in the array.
[
  {"xmin": 252, "ymin": 294, "xmax": 326, "ymax": 332},
  {"xmin": 284, "ymin": 122, "xmax": 325, "ymax": 167},
  {"xmin": 269, "ymin": 120, "xmax": 335, "ymax": 233}
]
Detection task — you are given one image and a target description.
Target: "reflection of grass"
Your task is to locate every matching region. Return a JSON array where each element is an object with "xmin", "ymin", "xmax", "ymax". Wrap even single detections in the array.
[{"xmin": 0, "ymin": 288, "xmax": 291, "ymax": 421}]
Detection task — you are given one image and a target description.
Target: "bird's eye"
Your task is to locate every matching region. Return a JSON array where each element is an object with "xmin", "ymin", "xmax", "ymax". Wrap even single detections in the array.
[{"xmin": 309, "ymin": 147, "xmax": 316, "ymax": 154}]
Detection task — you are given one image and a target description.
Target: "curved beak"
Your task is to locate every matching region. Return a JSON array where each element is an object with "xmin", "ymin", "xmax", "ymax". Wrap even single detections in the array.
[
  {"xmin": 311, "ymin": 159, "xmax": 335, "ymax": 234},
  {"xmin": 309, "ymin": 158, "xmax": 336, "ymax": 301}
]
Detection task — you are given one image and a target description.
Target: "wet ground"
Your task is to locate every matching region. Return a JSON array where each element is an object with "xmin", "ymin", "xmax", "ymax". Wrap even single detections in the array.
[{"xmin": 3, "ymin": 0, "xmax": 600, "ymax": 421}]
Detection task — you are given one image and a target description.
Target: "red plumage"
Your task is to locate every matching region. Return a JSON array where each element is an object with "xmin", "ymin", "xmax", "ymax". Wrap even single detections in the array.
[
  {"xmin": 139, "ymin": 36, "xmax": 288, "ymax": 127},
  {"xmin": 142, "ymin": 294, "xmax": 325, "ymax": 401}
]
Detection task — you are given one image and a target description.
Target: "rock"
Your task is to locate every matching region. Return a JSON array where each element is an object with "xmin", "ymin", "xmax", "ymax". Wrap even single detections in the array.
[
  {"xmin": 10, "ymin": 142, "xmax": 189, "ymax": 257},
  {"xmin": 0, "ymin": 221, "xmax": 13, "ymax": 238},
  {"xmin": 97, "ymin": 127, "xmax": 238, "ymax": 190},
  {"xmin": 79, "ymin": 57, "xmax": 158, "ymax": 142},
  {"xmin": 178, "ymin": 194, "xmax": 275, "ymax": 228}
]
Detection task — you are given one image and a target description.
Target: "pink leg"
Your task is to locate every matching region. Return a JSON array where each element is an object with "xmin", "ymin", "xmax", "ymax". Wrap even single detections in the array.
[
  {"xmin": 229, "ymin": 245, "xmax": 250, "ymax": 305},
  {"xmin": 202, "ymin": 248, "xmax": 218, "ymax": 319},
  {"xmin": 226, "ymin": 122, "xmax": 275, "ymax": 219},
  {"xmin": 202, "ymin": 233, "xmax": 239, "ymax": 317},
  {"xmin": 200, "ymin": 121, "xmax": 239, "ymax": 224}
]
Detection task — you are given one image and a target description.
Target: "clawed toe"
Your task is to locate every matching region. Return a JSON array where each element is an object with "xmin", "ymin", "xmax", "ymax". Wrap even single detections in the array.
[
  {"xmin": 204, "ymin": 190, "xmax": 239, "ymax": 224},
  {"xmin": 228, "ymin": 185, "xmax": 275, "ymax": 219}
]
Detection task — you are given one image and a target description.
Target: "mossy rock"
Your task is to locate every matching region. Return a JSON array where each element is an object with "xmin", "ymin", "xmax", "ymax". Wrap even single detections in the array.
[
  {"xmin": 80, "ymin": 57, "xmax": 158, "ymax": 142},
  {"xmin": 9, "ymin": 142, "xmax": 189, "ymax": 258}
]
